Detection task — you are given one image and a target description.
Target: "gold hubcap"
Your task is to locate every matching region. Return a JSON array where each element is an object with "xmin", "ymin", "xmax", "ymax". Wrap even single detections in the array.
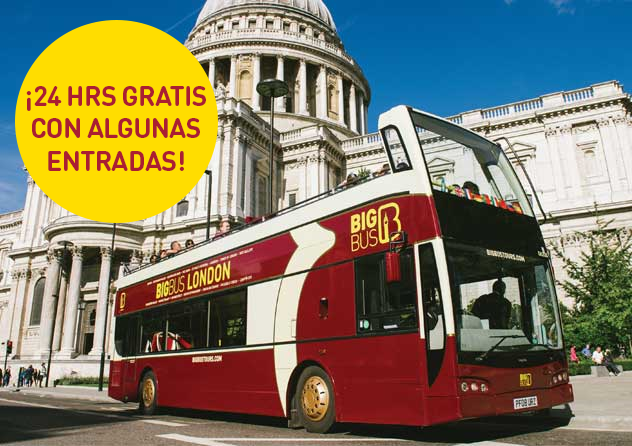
[
  {"xmin": 301, "ymin": 376, "xmax": 330, "ymax": 422},
  {"xmin": 142, "ymin": 378, "xmax": 155, "ymax": 408}
]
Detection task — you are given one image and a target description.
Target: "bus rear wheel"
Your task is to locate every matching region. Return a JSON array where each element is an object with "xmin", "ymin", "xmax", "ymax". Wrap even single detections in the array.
[
  {"xmin": 139, "ymin": 371, "xmax": 158, "ymax": 415},
  {"xmin": 296, "ymin": 366, "xmax": 336, "ymax": 433}
]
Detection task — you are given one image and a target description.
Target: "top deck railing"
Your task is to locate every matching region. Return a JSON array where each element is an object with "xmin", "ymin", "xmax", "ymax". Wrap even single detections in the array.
[{"xmin": 124, "ymin": 173, "xmax": 380, "ymax": 276}]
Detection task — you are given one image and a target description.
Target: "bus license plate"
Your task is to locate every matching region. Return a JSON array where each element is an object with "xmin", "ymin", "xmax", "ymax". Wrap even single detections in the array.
[{"xmin": 513, "ymin": 396, "xmax": 538, "ymax": 410}]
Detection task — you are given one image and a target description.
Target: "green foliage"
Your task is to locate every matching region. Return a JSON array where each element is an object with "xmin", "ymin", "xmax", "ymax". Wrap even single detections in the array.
[
  {"xmin": 568, "ymin": 359, "xmax": 632, "ymax": 376},
  {"xmin": 553, "ymin": 219, "xmax": 632, "ymax": 356},
  {"xmin": 356, "ymin": 167, "xmax": 372, "ymax": 180},
  {"xmin": 55, "ymin": 376, "xmax": 108, "ymax": 386}
]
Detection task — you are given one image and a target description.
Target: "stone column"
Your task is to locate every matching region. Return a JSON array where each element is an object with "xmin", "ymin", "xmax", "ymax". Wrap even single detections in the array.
[
  {"xmin": 317, "ymin": 66, "xmax": 328, "ymax": 119},
  {"xmin": 337, "ymin": 75, "xmax": 345, "ymax": 125},
  {"xmin": 229, "ymin": 55, "xmax": 237, "ymax": 98},
  {"xmin": 299, "ymin": 59, "xmax": 308, "ymax": 115},
  {"xmin": 597, "ymin": 117, "xmax": 625, "ymax": 191},
  {"xmin": 58, "ymin": 246, "xmax": 83, "ymax": 358},
  {"xmin": 208, "ymin": 58, "xmax": 216, "ymax": 89},
  {"xmin": 90, "ymin": 247, "xmax": 112, "ymax": 356},
  {"xmin": 359, "ymin": 92, "xmax": 366, "ymax": 135},
  {"xmin": 276, "ymin": 56, "xmax": 286, "ymax": 112},
  {"xmin": 559, "ymin": 125, "xmax": 582, "ymax": 198},
  {"xmin": 52, "ymin": 270, "xmax": 68, "ymax": 352},
  {"xmin": 7, "ymin": 267, "xmax": 31, "ymax": 357},
  {"xmin": 613, "ymin": 116, "xmax": 632, "ymax": 187},
  {"xmin": 349, "ymin": 84, "xmax": 358, "ymax": 133},
  {"xmin": 38, "ymin": 249, "xmax": 62, "ymax": 357},
  {"xmin": 544, "ymin": 127, "xmax": 567, "ymax": 201},
  {"xmin": 252, "ymin": 53, "xmax": 261, "ymax": 111}
]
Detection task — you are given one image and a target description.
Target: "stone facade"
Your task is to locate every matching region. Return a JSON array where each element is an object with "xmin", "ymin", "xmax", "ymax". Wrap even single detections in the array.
[{"xmin": 0, "ymin": 0, "xmax": 631, "ymax": 381}]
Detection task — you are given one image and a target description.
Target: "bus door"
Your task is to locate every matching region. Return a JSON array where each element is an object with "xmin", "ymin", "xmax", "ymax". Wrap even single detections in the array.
[
  {"xmin": 417, "ymin": 241, "xmax": 459, "ymax": 425},
  {"xmin": 122, "ymin": 316, "xmax": 139, "ymax": 400}
]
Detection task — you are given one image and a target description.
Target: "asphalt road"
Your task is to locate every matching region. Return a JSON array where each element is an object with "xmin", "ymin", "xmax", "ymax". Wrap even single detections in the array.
[{"xmin": 0, "ymin": 392, "xmax": 630, "ymax": 446}]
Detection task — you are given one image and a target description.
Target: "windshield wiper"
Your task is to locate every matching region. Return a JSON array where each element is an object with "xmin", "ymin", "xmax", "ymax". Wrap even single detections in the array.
[
  {"xmin": 527, "ymin": 342, "xmax": 554, "ymax": 351},
  {"xmin": 476, "ymin": 335, "xmax": 525, "ymax": 362}
]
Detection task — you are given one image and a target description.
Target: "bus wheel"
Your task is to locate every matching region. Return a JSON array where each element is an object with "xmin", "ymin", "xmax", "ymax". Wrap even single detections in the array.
[
  {"xmin": 296, "ymin": 366, "xmax": 335, "ymax": 433},
  {"xmin": 139, "ymin": 371, "xmax": 158, "ymax": 415}
]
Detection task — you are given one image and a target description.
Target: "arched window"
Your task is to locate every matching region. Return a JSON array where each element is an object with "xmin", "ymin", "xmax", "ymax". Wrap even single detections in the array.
[
  {"xmin": 238, "ymin": 70, "xmax": 253, "ymax": 105},
  {"xmin": 29, "ymin": 277, "xmax": 46, "ymax": 326},
  {"xmin": 176, "ymin": 199, "xmax": 189, "ymax": 217}
]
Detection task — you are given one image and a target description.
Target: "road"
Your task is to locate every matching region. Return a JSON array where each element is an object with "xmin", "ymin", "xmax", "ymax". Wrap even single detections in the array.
[{"xmin": 0, "ymin": 392, "xmax": 630, "ymax": 446}]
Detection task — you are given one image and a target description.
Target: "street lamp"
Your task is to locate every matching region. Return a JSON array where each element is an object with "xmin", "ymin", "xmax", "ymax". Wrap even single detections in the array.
[
  {"xmin": 205, "ymin": 170, "xmax": 213, "ymax": 241},
  {"xmin": 256, "ymin": 79, "xmax": 289, "ymax": 215},
  {"xmin": 98, "ymin": 223, "xmax": 116, "ymax": 392}
]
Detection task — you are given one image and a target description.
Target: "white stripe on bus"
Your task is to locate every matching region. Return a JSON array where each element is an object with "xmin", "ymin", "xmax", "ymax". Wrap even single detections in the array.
[{"xmin": 274, "ymin": 223, "xmax": 336, "ymax": 416}]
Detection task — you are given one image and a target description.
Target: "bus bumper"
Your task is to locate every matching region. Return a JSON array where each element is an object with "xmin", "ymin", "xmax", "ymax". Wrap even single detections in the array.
[{"xmin": 459, "ymin": 383, "xmax": 573, "ymax": 419}]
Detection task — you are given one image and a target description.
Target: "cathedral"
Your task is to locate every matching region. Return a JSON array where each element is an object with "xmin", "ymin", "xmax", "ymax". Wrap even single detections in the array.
[{"xmin": 0, "ymin": 0, "xmax": 631, "ymax": 380}]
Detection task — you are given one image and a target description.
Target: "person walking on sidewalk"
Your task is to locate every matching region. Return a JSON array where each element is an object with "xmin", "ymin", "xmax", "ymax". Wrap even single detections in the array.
[
  {"xmin": 3, "ymin": 367, "xmax": 11, "ymax": 387},
  {"xmin": 39, "ymin": 363, "xmax": 47, "ymax": 387}
]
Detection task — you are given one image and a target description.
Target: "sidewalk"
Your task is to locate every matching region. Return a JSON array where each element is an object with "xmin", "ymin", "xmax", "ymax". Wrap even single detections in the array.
[
  {"xmin": 0, "ymin": 385, "xmax": 119, "ymax": 403},
  {"xmin": 559, "ymin": 370, "xmax": 632, "ymax": 431}
]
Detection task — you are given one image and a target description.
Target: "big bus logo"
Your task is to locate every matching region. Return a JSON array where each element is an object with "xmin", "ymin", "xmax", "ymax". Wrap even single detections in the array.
[{"xmin": 350, "ymin": 202, "xmax": 401, "ymax": 252}]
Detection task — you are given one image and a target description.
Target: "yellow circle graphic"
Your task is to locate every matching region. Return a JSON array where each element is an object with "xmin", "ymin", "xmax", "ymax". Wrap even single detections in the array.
[{"xmin": 15, "ymin": 21, "xmax": 218, "ymax": 223}]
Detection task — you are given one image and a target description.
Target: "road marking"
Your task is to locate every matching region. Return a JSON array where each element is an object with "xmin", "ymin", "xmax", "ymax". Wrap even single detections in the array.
[
  {"xmin": 454, "ymin": 442, "xmax": 525, "ymax": 446},
  {"xmin": 142, "ymin": 419, "xmax": 189, "ymax": 427},
  {"xmin": 0, "ymin": 396, "xmax": 59, "ymax": 409},
  {"xmin": 157, "ymin": 434, "xmax": 408, "ymax": 445}
]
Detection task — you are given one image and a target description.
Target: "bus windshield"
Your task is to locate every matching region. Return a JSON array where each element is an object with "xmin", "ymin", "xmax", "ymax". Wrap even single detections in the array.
[
  {"xmin": 409, "ymin": 111, "xmax": 534, "ymax": 217},
  {"xmin": 446, "ymin": 241, "xmax": 563, "ymax": 356}
]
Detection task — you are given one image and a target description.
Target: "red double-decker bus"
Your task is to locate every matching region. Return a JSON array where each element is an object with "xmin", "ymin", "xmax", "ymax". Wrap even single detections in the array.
[{"xmin": 109, "ymin": 106, "xmax": 573, "ymax": 433}]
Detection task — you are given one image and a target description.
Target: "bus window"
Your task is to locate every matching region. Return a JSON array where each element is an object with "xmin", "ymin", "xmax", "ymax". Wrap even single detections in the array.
[
  {"xmin": 166, "ymin": 301, "xmax": 209, "ymax": 350},
  {"xmin": 355, "ymin": 248, "xmax": 417, "ymax": 333},
  {"xmin": 380, "ymin": 126, "xmax": 412, "ymax": 173},
  {"xmin": 115, "ymin": 315, "xmax": 139, "ymax": 357},
  {"xmin": 419, "ymin": 244, "xmax": 445, "ymax": 351},
  {"xmin": 141, "ymin": 311, "xmax": 166, "ymax": 353},
  {"xmin": 209, "ymin": 290, "xmax": 247, "ymax": 348}
]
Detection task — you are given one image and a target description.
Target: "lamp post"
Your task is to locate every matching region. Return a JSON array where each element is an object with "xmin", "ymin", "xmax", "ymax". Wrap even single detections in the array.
[
  {"xmin": 205, "ymin": 170, "xmax": 213, "ymax": 241},
  {"xmin": 256, "ymin": 79, "xmax": 289, "ymax": 215},
  {"xmin": 98, "ymin": 223, "xmax": 116, "ymax": 392}
]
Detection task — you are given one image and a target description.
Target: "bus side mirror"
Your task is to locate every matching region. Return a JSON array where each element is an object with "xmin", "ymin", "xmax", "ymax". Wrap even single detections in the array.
[{"xmin": 385, "ymin": 252, "xmax": 401, "ymax": 283}]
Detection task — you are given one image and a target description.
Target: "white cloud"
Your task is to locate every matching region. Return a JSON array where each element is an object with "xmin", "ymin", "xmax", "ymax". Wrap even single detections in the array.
[{"xmin": 549, "ymin": 0, "xmax": 576, "ymax": 13}]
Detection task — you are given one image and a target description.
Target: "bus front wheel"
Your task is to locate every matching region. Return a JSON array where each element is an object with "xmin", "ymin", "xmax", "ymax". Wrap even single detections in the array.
[
  {"xmin": 139, "ymin": 371, "xmax": 158, "ymax": 415},
  {"xmin": 296, "ymin": 366, "xmax": 336, "ymax": 433}
]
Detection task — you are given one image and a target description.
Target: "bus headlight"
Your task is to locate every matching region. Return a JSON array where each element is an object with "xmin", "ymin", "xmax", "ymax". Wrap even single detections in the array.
[
  {"xmin": 461, "ymin": 382, "xmax": 469, "ymax": 392},
  {"xmin": 470, "ymin": 383, "xmax": 479, "ymax": 392}
]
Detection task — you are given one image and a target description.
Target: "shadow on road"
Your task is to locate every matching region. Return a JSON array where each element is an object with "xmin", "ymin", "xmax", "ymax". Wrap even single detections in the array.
[
  {"xmin": 151, "ymin": 403, "xmax": 573, "ymax": 444},
  {"xmin": 0, "ymin": 402, "xmax": 135, "ymax": 444}
]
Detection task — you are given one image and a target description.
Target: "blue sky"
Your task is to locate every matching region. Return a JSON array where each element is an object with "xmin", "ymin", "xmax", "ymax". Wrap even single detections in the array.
[{"xmin": 1, "ymin": 0, "xmax": 631, "ymax": 213}]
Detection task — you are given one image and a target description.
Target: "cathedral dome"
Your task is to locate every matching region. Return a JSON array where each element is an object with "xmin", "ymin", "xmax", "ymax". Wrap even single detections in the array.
[{"xmin": 196, "ymin": 0, "xmax": 336, "ymax": 31}]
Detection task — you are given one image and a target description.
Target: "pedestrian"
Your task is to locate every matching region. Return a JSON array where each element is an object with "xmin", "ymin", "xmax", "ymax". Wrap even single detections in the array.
[
  {"xmin": 27, "ymin": 365, "xmax": 35, "ymax": 387},
  {"xmin": 570, "ymin": 345, "xmax": 579, "ymax": 364},
  {"xmin": 581, "ymin": 343, "xmax": 592, "ymax": 359},
  {"xmin": 603, "ymin": 349, "xmax": 621, "ymax": 377},
  {"xmin": 0, "ymin": 368, "xmax": 3, "ymax": 385},
  {"xmin": 17, "ymin": 367, "xmax": 24, "ymax": 387},
  {"xmin": 40, "ymin": 362, "xmax": 47, "ymax": 387},
  {"xmin": 3, "ymin": 367, "xmax": 10, "ymax": 387}
]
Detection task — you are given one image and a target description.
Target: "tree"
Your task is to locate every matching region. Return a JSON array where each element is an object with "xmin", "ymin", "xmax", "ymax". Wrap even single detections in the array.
[{"xmin": 553, "ymin": 219, "xmax": 632, "ymax": 357}]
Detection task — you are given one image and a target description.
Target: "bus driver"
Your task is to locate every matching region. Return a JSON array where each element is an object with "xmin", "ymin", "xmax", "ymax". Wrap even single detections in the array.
[{"xmin": 471, "ymin": 279, "xmax": 512, "ymax": 329}]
